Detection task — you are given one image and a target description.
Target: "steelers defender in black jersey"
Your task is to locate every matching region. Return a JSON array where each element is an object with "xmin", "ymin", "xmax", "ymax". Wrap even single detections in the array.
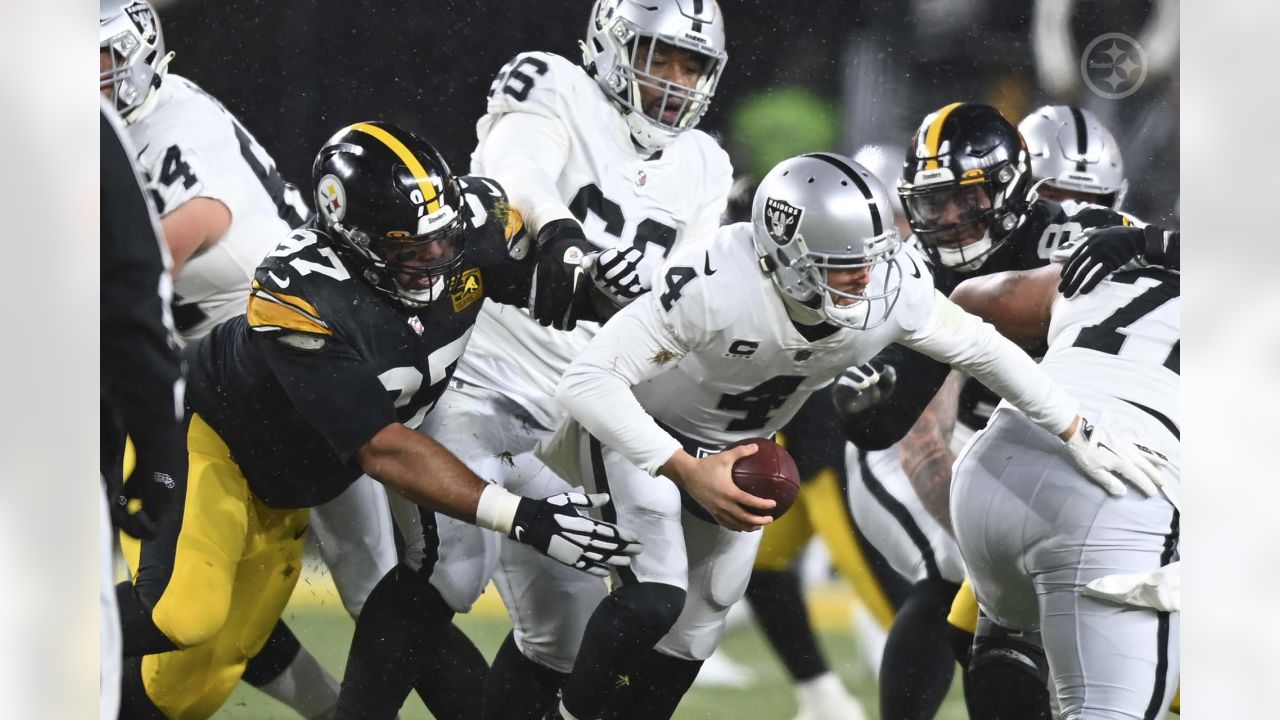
[
  {"xmin": 114, "ymin": 121, "xmax": 641, "ymax": 720},
  {"xmin": 829, "ymin": 103, "xmax": 1170, "ymax": 720}
]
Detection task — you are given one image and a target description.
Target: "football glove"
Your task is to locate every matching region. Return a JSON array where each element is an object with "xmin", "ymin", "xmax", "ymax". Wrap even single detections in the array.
[
  {"xmin": 475, "ymin": 486, "xmax": 643, "ymax": 577},
  {"xmin": 529, "ymin": 219, "xmax": 595, "ymax": 331},
  {"xmin": 832, "ymin": 362, "xmax": 897, "ymax": 419},
  {"xmin": 581, "ymin": 246, "xmax": 646, "ymax": 309},
  {"xmin": 107, "ymin": 463, "xmax": 180, "ymax": 540},
  {"xmin": 1058, "ymin": 224, "xmax": 1178, "ymax": 298},
  {"xmin": 1063, "ymin": 417, "xmax": 1170, "ymax": 498}
]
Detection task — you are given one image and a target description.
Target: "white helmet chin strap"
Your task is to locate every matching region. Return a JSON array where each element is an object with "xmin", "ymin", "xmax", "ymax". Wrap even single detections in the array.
[{"xmin": 122, "ymin": 50, "xmax": 174, "ymax": 125}]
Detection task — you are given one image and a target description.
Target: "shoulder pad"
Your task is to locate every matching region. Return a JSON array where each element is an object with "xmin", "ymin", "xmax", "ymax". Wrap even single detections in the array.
[
  {"xmin": 248, "ymin": 229, "xmax": 349, "ymax": 337},
  {"xmin": 483, "ymin": 52, "xmax": 577, "ymax": 119}
]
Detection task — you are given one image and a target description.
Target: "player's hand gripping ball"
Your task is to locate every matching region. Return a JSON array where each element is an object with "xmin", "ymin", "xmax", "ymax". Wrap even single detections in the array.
[{"xmin": 728, "ymin": 437, "xmax": 800, "ymax": 519}]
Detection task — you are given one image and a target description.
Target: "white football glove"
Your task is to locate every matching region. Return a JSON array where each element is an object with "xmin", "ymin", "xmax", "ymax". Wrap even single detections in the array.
[
  {"xmin": 832, "ymin": 362, "xmax": 897, "ymax": 418},
  {"xmin": 475, "ymin": 486, "xmax": 643, "ymax": 577},
  {"xmin": 581, "ymin": 246, "xmax": 645, "ymax": 308},
  {"xmin": 1063, "ymin": 418, "xmax": 1170, "ymax": 498}
]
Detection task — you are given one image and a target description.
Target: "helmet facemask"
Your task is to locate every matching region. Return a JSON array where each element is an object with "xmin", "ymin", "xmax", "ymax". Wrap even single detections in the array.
[
  {"xmin": 583, "ymin": 0, "xmax": 727, "ymax": 152},
  {"xmin": 99, "ymin": 1, "xmax": 170, "ymax": 123},
  {"xmin": 899, "ymin": 163, "xmax": 1026, "ymax": 273},
  {"xmin": 774, "ymin": 230, "xmax": 905, "ymax": 330}
]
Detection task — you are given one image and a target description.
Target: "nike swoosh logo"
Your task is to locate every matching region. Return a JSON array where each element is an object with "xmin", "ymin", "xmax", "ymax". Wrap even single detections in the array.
[
  {"xmin": 703, "ymin": 251, "xmax": 717, "ymax": 276},
  {"xmin": 267, "ymin": 271, "xmax": 291, "ymax": 288},
  {"xmin": 906, "ymin": 255, "xmax": 921, "ymax": 279},
  {"xmin": 514, "ymin": 526, "xmax": 525, "ymax": 542},
  {"xmin": 1097, "ymin": 442, "xmax": 1115, "ymax": 456},
  {"xmin": 572, "ymin": 266, "xmax": 586, "ymax": 292}
]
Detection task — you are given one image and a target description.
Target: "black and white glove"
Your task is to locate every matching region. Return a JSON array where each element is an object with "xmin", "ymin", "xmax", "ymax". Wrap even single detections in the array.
[
  {"xmin": 107, "ymin": 462, "xmax": 180, "ymax": 540},
  {"xmin": 1063, "ymin": 417, "xmax": 1170, "ymax": 498},
  {"xmin": 832, "ymin": 362, "xmax": 897, "ymax": 419},
  {"xmin": 529, "ymin": 219, "xmax": 594, "ymax": 331},
  {"xmin": 581, "ymin": 246, "xmax": 645, "ymax": 309},
  {"xmin": 1058, "ymin": 224, "xmax": 1179, "ymax": 298},
  {"xmin": 474, "ymin": 486, "xmax": 643, "ymax": 577}
]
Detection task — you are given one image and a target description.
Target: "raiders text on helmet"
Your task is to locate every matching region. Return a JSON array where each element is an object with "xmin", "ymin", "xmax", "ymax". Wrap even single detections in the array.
[
  {"xmin": 581, "ymin": 0, "xmax": 728, "ymax": 152},
  {"xmin": 898, "ymin": 103, "xmax": 1032, "ymax": 272},
  {"xmin": 312, "ymin": 122, "xmax": 466, "ymax": 308},
  {"xmin": 1019, "ymin": 105, "xmax": 1128, "ymax": 209},
  {"xmin": 751, "ymin": 153, "xmax": 903, "ymax": 330}
]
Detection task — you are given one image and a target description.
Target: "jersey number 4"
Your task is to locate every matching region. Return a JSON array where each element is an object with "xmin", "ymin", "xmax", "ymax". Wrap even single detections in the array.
[{"xmin": 717, "ymin": 375, "xmax": 805, "ymax": 432}]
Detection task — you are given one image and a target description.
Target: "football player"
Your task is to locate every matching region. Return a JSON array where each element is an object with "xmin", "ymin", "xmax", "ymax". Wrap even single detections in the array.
[
  {"xmin": 1019, "ymin": 105, "xmax": 1128, "ymax": 209},
  {"xmin": 100, "ymin": 3, "xmax": 404, "ymax": 715},
  {"xmin": 331, "ymin": 2, "xmax": 732, "ymax": 718},
  {"xmin": 947, "ymin": 245, "xmax": 1179, "ymax": 720},
  {"xmin": 743, "ymin": 143, "xmax": 915, "ymax": 720},
  {"xmin": 539, "ymin": 152, "xmax": 1165, "ymax": 720},
  {"xmin": 100, "ymin": 98, "xmax": 186, "ymax": 720},
  {"xmin": 831, "ymin": 102, "xmax": 1155, "ymax": 720},
  {"xmin": 113, "ymin": 121, "xmax": 641, "ymax": 720}
]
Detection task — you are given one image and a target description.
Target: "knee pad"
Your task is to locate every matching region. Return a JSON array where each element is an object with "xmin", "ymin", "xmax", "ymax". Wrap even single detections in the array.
[
  {"xmin": 609, "ymin": 582, "xmax": 686, "ymax": 635},
  {"xmin": 967, "ymin": 621, "xmax": 1051, "ymax": 720}
]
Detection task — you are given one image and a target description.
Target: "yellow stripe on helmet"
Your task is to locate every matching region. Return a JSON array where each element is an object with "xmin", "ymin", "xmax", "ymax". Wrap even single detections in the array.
[
  {"xmin": 350, "ymin": 122, "xmax": 442, "ymax": 214},
  {"xmin": 924, "ymin": 102, "xmax": 964, "ymax": 170}
]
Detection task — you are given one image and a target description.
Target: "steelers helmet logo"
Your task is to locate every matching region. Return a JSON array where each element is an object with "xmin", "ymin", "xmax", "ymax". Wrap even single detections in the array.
[{"xmin": 317, "ymin": 174, "xmax": 347, "ymax": 222}]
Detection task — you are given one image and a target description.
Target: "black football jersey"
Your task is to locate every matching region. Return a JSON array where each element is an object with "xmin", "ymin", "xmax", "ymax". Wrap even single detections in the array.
[
  {"xmin": 844, "ymin": 200, "xmax": 1141, "ymax": 449},
  {"xmin": 185, "ymin": 176, "xmax": 532, "ymax": 508}
]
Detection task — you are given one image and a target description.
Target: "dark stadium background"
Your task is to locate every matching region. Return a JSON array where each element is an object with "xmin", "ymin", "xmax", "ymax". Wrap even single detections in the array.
[{"xmin": 156, "ymin": 0, "xmax": 1178, "ymax": 228}]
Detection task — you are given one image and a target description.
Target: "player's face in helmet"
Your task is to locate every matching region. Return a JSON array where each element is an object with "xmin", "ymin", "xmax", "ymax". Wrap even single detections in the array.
[
  {"xmin": 632, "ymin": 40, "xmax": 708, "ymax": 126},
  {"xmin": 373, "ymin": 224, "xmax": 464, "ymax": 296},
  {"xmin": 902, "ymin": 184, "xmax": 993, "ymax": 248},
  {"xmin": 825, "ymin": 266, "xmax": 874, "ymax": 306},
  {"xmin": 99, "ymin": 49, "xmax": 114, "ymax": 101}
]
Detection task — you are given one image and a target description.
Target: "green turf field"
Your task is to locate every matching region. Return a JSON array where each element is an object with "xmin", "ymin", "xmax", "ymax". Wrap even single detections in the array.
[{"xmin": 213, "ymin": 559, "xmax": 968, "ymax": 719}]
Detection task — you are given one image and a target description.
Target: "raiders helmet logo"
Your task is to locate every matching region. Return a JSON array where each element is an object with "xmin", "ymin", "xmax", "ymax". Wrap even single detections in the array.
[
  {"xmin": 124, "ymin": 1, "xmax": 158, "ymax": 44},
  {"xmin": 764, "ymin": 197, "xmax": 803, "ymax": 245}
]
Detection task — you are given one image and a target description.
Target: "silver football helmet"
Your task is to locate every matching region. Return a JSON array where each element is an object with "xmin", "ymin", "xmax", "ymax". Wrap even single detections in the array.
[
  {"xmin": 751, "ymin": 153, "xmax": 903, "ymax": 330},
  {"xmin": 582, "ymin": 0, "xmax": 727, "ymax": 152},
  {"xmin": 1019, "ymin": 105, "xmax": 1128, "ymax": 209},
  {"xmin": 99, "ymin": 0, "xmax": 172, "ymax": 123}
]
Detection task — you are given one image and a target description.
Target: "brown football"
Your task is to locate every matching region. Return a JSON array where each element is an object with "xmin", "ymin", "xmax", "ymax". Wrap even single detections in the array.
[{"xmin": 728, "ymin": 437, "xmax": 801, "ymax": 519}]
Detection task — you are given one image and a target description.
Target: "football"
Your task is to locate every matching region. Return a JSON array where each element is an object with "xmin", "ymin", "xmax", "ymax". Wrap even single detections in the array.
[{"xmin": 729, "ymin": 437, "xmax": 801, "ymax": 519}]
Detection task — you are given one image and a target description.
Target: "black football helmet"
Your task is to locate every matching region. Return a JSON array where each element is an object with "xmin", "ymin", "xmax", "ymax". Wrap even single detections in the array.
[
  {"xmin": 313, "ymin": 121, "xmax": 466, "ymax": 307},
  {"xmin": 898, "ymin": 103, "xmax": 1032, "ymax": 272}
]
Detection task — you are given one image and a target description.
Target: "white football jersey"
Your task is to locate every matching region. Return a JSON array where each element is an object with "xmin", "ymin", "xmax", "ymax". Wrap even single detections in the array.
[
  {"xmin": 460, "ymin": 52, "xmax": 733, "ymax": 429},
  {"xmin": 128, "ymin": 74, "xmax": 310, "ymax": 342},
  {"xmin": 1036, "ymin": 269, "xmax": 1180, "ymax": 457},
  {"xmin": 557, "ymin": 223, "xmax": 1079, "ymax": 475}
]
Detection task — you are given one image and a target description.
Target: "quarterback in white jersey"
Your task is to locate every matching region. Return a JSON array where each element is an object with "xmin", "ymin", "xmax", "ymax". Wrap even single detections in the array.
[
  {"xmin": 947, "ymin": 254, "xmax": 1179, "ymax": 720},
  {"xmin": 539, "ymin": 153, "xmax": 1167, "ymax": 720},
  {"xmin": 398, "ymin": 2, "xmax": 732, "ymax": 715}
]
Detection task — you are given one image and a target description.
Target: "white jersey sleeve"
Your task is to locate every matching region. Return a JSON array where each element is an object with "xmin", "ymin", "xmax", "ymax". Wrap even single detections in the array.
[
  {"xmin": 556, "ymin": 240, "xmax": 740, "ymax": 475},
  {"xmin": 902, "ymin": 291, "xmax": 1079, "ymax": 437}
]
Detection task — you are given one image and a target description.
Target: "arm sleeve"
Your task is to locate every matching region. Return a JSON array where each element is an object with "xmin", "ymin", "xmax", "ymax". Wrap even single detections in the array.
[
  {"xmin": 556, "ymin": 287, "xmax": 712, "ymax": 475},
  {"xmin": 100, "ymin": 106, "xmax": 186, "ymax": 471},
  {"xmin": 903, "ymin": 291, "xmax": 1078, "ymax": 436},
  {"xmin": 839, "ymin": 344, "xmax": 953, "ymax": 450},
  {"xmin": 474, "ymin": 110, "xmax": 574, "ymax": 235},
  {"xmin": 251, "ymin": 330, "xmax": 398, "ymax": 462}
]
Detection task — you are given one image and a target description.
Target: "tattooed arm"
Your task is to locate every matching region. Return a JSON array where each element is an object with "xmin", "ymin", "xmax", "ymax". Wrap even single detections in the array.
[{"xmin": 899, "ymin": 371, "xmax": 963, "ymax": 536}]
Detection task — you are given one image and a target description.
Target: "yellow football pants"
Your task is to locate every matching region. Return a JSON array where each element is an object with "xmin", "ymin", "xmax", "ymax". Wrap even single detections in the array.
[
  {"xmin": 121, "ymin": 414, "xmax": 309, "ymax": 719},
  {"xmin": 753, "ymin": 468, "xmax": 899, "ymax": 628}
]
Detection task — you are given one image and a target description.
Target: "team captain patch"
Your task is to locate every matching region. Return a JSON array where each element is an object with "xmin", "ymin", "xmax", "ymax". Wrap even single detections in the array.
[
  {"xmin": 451, "ymin": 268, "xmax": 483, "ymax": 312},
  {"xmin": 764, "ymin": 197, "xmax": 803, "ymax": 245}
]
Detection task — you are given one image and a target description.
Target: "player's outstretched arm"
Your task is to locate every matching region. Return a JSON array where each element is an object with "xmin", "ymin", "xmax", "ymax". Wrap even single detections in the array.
[
  {"xmin": 899, "ymin": 371, "xmax": 961, "ymax": 536},
  {"xmin": 358, "ymin": 423, "xmax": 641, "ymax": 575}
]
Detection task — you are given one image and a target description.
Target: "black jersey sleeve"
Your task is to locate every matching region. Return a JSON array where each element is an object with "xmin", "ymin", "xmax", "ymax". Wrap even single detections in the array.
[
  {"xmin": 837, "ymin": 343, "xmax": 953, "ymax": 450},
  {"xmin": 456, "ymin": 176, "xmax": 537, "ymax": 306},
  {"xmin": 246, "ymin": 253, "xmax": 397, "ymax": 463},
  {"xmin": 100, "ymin": 106, "xmax": 186, "ymax": 476}
]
